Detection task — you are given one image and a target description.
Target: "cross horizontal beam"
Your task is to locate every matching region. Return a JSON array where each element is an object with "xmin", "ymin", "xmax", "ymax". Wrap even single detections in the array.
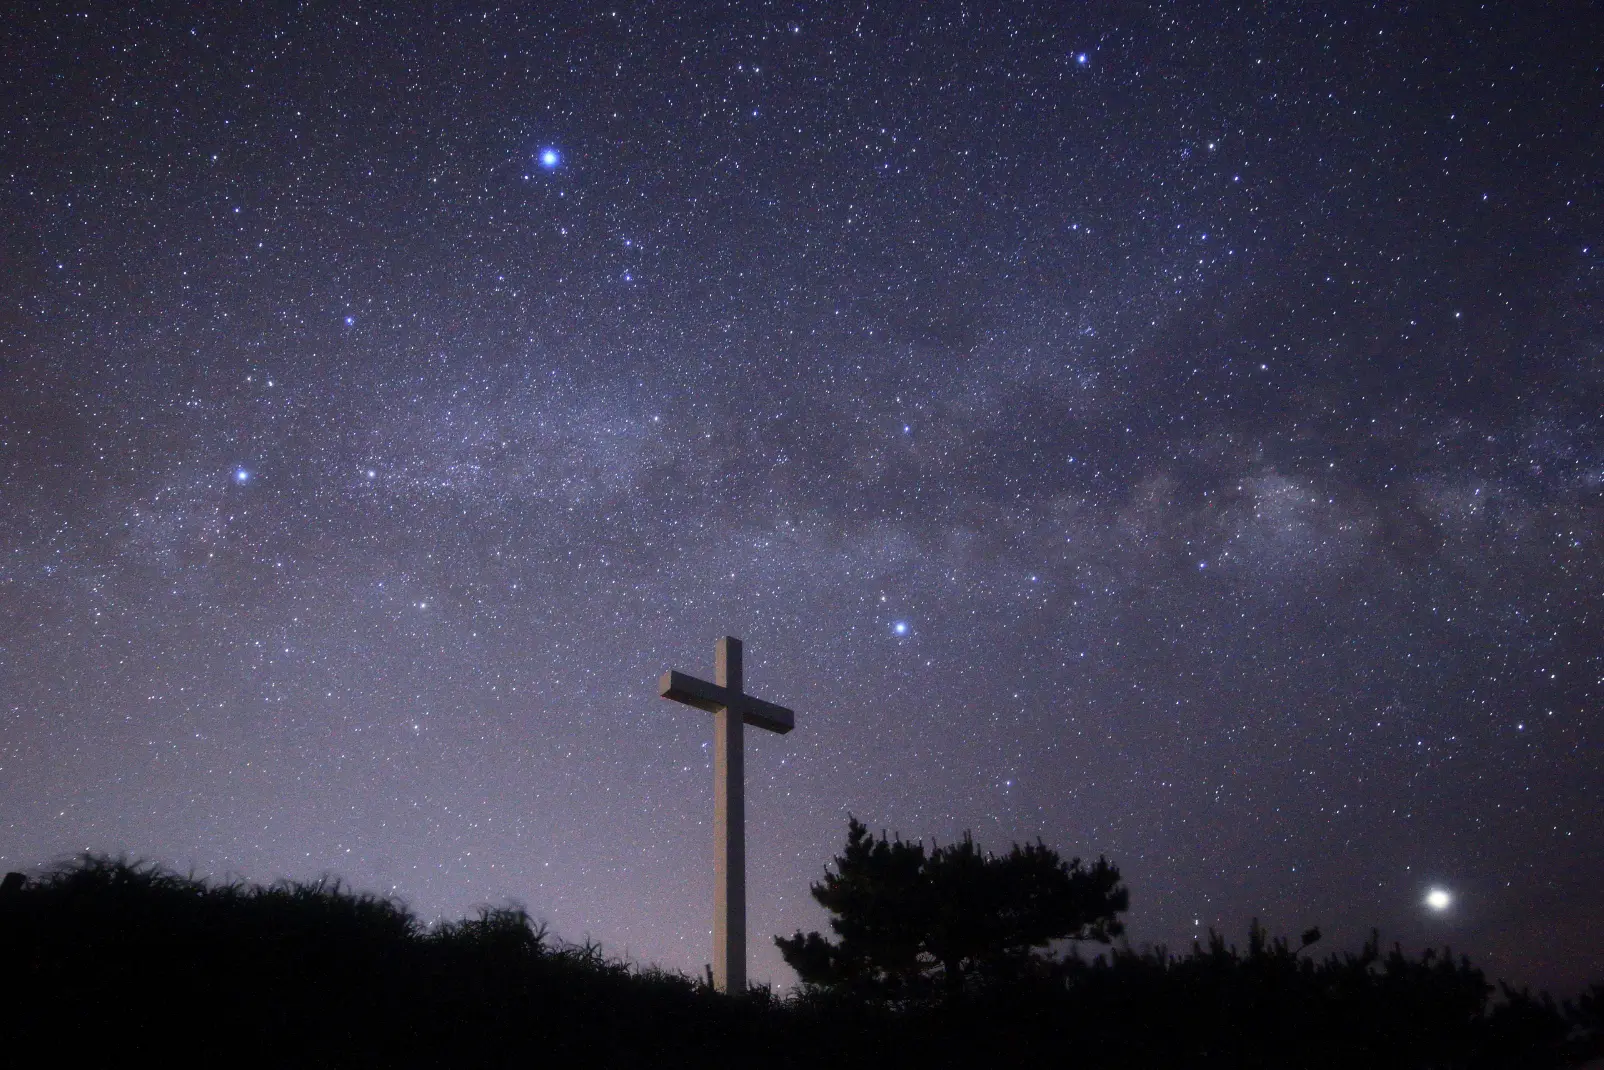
[{"xmin": 658, "ymin": 670, "xmax": 794, "ymax": 734}]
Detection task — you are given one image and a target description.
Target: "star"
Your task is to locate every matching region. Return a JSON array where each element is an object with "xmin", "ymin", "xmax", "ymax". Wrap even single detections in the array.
[
  {"xmin": 233, "ymin": 468, "xmax": 250, "ymax": 484},
  {"xmin": 1424, "ymin": 888, "xmax": 1452, "ymax": 912},
  {"xmin": 892, "ymin": 621, "xmax": 910, "ymax": 637},
  {"xmin": 539, "ymin": 148, "xmax": 560, "ymax": 169}
]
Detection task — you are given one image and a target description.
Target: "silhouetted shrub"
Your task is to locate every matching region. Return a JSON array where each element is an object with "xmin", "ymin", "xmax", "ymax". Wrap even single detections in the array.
[
  {"xmin": 0, "ymin": 855, "xmax": 778, "ymax": 1068},
  {"xmin": 0, "ymin": 855, "xmax": 1593, "ymax": 1069}
]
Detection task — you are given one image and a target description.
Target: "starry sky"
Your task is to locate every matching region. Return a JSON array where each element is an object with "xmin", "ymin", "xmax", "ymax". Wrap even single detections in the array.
[{"xmin": 2, "ymin": 2, "xmax": 1600, "ymax": 994}]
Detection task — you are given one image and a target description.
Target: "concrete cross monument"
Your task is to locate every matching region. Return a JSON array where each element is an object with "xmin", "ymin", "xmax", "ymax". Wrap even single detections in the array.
[{"xmin": 659, "ymin": 636, "xmax": 794, "ymax": 994}]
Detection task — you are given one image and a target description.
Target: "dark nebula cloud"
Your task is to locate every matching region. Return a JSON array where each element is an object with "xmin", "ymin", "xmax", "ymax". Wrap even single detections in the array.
[{"xmin": 2, "ymin": 2, "xmax": 1599, "ymax": 992}]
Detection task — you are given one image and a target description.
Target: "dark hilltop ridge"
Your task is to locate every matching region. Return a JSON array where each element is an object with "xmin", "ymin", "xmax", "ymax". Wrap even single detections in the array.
[{"xmin": 1, "ymin": 855, "xmax": 1599, "ymax": 1069}]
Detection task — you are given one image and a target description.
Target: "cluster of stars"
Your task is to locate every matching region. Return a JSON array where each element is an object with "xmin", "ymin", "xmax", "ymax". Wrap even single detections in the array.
[{"xmin": 0, "ymin": 1, "xmax": 1597, "ymax": 997}]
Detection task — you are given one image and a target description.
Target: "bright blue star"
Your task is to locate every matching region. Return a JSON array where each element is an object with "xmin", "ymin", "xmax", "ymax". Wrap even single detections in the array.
[
  {"xmin": 344, "ymin": 315, "xmax": 355, "ymax": 326},
  {"xmin": 893, "ymin": 621, "xmax": 910, "ymax": 637},
  {"xmin": 539, "ymin": 148, "xmax": 560, "ymax": 169},
  {"xmin": 1076, "ymin": 52, "xmax": 1089, "ymax": 65},
  {"xmin": 234, "ymin": 468, "xmax": 250, "ymax": 484}
]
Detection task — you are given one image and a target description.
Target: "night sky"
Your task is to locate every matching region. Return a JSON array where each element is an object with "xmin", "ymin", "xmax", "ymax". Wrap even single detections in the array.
[{"xmin": 3, "ymin": 2, "xmax": 1600, "ymax": 995}]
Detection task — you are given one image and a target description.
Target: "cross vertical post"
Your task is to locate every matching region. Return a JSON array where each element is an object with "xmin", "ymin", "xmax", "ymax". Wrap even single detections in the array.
[
  {"xmin": 712, "ymin": 637, "xmax": 744, "ymax": 994},
  {"xmin": 660, "ymin": 636, "xmax": 794, "ymax": 994}
]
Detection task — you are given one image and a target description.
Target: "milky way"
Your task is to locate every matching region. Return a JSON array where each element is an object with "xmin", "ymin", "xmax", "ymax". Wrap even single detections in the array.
[{"xmin": 2, "ymin": 3, "xmax": 1600, "ymax": 992}]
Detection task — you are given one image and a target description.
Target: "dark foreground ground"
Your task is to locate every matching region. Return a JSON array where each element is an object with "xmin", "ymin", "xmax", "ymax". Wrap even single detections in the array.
[{"xmin": 1, "ymin": 857, "xmax": 1598, "ymax": 1068}]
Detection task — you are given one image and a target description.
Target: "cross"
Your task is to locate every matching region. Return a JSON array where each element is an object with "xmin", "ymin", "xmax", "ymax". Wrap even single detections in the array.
[{"xmin": 659, "ymin": 636, "xmax": 794, "ymax": 994}]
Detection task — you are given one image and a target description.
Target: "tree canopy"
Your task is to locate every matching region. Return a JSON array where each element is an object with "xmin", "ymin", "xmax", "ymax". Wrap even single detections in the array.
[{"xmin": 776, "ymin": 817, "xmax": 1128, "ymax": 998}]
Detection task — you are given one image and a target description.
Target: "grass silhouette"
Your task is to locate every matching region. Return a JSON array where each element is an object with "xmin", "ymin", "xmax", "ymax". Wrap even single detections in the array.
[
  {"xmin": 0, "ymin": 855, "xmax": 1597, "ymax": 1068},
  {"xmin": 0, "ymin": 854, "xmax": 779, "ymax": 1067}
]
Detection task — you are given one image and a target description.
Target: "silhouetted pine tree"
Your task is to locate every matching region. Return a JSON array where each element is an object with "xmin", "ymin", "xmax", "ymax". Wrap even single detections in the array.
[{"xmin": 776, "ymin": 816, "xmax": 1127, "ymax": 998}]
